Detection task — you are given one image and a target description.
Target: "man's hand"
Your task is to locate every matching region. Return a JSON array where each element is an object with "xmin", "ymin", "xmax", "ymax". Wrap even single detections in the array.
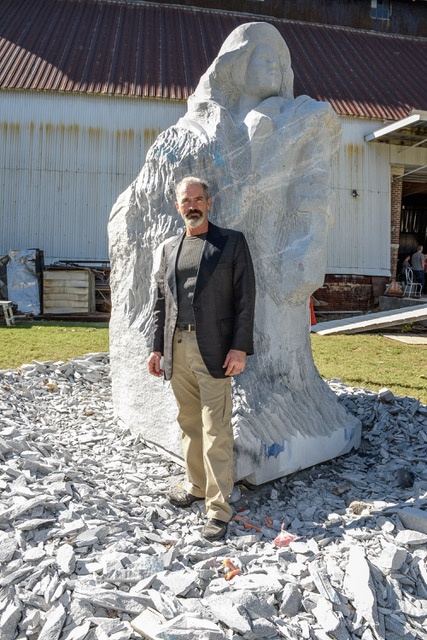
[
  {"xmin": 223, "ymin": 349, "xmax": 246, "ymax": 376},
  {"xmin": 147, "ymin": 351, "xmax": 164, "ymax": 377}
]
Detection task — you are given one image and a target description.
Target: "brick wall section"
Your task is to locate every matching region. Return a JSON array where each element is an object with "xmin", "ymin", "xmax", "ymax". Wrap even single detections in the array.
[
  {"xmin": 390, "ymin": 168, "xmax": 404, "ymax": 279},
  {"xmin": 313, "ymin": 275, "xmax": 374, "ymax": 311}
]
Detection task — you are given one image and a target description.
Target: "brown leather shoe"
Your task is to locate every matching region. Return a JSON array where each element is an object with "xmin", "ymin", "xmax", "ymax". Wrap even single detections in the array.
[
  {"xmin": 202, "ymin": 518, "xmax": 228, "ymax": 542},
  {"xmin": 168, "ymin": 491, "xmax": 204, "ymax": 508}
]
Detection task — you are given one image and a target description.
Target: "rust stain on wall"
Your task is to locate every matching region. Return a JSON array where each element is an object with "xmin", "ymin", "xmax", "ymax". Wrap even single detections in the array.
[{"xmin": 88, "ymin": 126, "xmax": 102, "ymax": 141}]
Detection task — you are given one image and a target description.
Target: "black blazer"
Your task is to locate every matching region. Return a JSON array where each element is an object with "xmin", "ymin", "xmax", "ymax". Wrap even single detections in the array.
[{"xmin": 151, "ymin": 222, "xmax": 255, "ymax": 380}]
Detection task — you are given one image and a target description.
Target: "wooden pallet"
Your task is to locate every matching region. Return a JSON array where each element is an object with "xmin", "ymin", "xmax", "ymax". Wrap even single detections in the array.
[{"xmin": 43, "ymin": 269, "xmax": 96, "ymax": 314}]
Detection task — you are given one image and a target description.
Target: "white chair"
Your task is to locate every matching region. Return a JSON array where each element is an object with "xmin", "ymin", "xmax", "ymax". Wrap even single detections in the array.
[
  {"xmin": 403, "ymin": 268, "xmax": 422, "ymax": 298},
  {"xmin": 0, "ymin": 301, "xmax": 15, "ymax": 326}
]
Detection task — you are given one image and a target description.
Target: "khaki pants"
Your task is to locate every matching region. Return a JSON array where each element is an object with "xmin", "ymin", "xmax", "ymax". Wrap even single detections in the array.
[{"xmin": 170, "ymin": 330, "xmax": 233, "ymax": 522}]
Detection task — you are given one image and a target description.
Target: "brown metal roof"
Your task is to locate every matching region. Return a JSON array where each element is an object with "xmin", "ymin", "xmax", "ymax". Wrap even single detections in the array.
[{"xmin": 1, "ymin": 0, "xmax": 426, "ymax": 120}]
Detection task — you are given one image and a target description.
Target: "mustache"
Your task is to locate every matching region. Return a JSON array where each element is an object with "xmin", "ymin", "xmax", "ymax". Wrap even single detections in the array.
[{"xmin": 185, "ymin": 209, "xmax": 203, "ymax": 216}]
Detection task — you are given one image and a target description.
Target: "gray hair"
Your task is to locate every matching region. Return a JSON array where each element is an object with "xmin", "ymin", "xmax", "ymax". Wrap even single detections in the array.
[{"xmin": 175, "ymin": 177, "xmax": 210, "ymax": 200}]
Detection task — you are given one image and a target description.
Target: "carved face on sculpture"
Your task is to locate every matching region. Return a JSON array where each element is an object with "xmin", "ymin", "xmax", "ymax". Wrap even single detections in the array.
[
  {"xmin": 189, "ymin": 23, "xmax": 295, "ymax": 112},
  {"xmin": 245, "ymin": 43, "xmax": 282, "ymax": 101}
]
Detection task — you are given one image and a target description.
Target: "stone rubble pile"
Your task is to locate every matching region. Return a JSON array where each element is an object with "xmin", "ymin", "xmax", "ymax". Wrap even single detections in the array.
[{"xmin": 0, "ymin": 354, "xmax": 426, "ymax": 640}]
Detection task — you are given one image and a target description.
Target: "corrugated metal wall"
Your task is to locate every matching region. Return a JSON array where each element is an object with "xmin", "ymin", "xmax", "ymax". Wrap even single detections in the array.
[
  {"xmin": 0, "ymin": 91, "xmax": 186, "ymax": 263},
  {"xmin": 329, "ymin": 116, "xmax": 392, "ymax": 276},
  {"xmin": 4, "ymin": 94, "xmax": 426, "ymax": 276},
  {"xmin": 329, "ymin": 116, "xmax": 427, "ymax": 276}
]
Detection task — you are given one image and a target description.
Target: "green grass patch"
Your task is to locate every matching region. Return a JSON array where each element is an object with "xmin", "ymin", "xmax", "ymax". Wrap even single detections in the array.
[
  {"xmin": 311, "ymin": 333, "xmax": 427, "ymax": 404},
  {"xmin": 0, "ymin": 321, "xmax": 109, "ymax": 370},
  {"xmin": 1, "ymin": 321, "xmax": 426, "ymax": 404}
]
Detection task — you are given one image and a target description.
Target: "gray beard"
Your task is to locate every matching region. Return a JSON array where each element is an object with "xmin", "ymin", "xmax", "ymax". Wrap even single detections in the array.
[{"xmin": 186, "ymin": 215, "xmax": 205, "ymax": 228}]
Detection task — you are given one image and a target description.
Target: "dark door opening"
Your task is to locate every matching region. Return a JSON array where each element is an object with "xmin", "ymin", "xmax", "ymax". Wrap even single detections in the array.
[{"xmin": 398, "ymin": 183, "xmax": 427, "ymax": 282}]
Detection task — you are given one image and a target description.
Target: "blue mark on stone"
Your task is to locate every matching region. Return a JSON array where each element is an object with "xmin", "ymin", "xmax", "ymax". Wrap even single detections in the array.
[
  {"xmin": 266, "ymin": 441, "xmax": 286, "ymax": 458},
  {"xmin": 232, "ymin": 197, "xmax": 239, "ymax": 218},
  {"xmin": 214, "ymin": 151, "xmax": 224, "ymax": 168},
  {"xmin": 345, "ymin": 425, "xmax": 358, "ymax": 441},
  {"xmin": 157, "ymin": 147, "xmax": 176, "ymax": 162}
]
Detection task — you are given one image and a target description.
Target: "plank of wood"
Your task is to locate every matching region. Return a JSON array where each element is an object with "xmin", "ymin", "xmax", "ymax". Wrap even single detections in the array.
[
  {"xmin": 311, "ymin": 304, "xmax": 427, "ymax": 335},
  {"xmin": 44, "ymin": 299, "xmax": 89, "ymax": 308},
  {"xmin": 42, "ymin": 269, "xmax": 96, "ymax": 314},
  {"xmin": 43, "ymin": 270, "xmax": 89, "ymax": 282},
  {"xmin": 44, "ymin": 295, "xmax": 89, "ymax": 305},
  {"xmin": 43, "ymin": 285, "xmax": 90, "ymax": 294},
  {"xmin": 44, "ymin": 281, "xmax": 88, "ymax": 289},
  {"xmin": 42, "ymin": 307, "xmax": 90, "ymax": 314}
]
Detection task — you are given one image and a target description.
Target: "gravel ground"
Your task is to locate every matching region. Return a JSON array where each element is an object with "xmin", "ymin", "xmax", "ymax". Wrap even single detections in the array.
[{"xmin": 0, "ymin": 353, "xmax": 427, "ymax": 640}]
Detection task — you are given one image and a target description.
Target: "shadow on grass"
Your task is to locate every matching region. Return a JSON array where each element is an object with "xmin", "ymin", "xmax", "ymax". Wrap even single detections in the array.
[{"xmin": 343, "ymin": 376, "xmax": 426, "ymax": 395}]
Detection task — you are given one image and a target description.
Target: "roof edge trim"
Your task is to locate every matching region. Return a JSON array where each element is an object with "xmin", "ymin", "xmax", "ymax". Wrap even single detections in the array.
[{"xmin": 364, "ymin": 114, "xmax": 421, "ymax": 142}]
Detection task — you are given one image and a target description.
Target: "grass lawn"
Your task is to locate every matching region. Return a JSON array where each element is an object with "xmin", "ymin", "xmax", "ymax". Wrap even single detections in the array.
[
  {"xmin": 311, "ymin": 332, "xmax": 427, "ymax": 404},
  {"xmin": 1, "ymin": 321, "xmax": 426, "ymax": 404},
  {"xmin": 0, "ymin": 321, "xmax": 109, "ymax": 370}
]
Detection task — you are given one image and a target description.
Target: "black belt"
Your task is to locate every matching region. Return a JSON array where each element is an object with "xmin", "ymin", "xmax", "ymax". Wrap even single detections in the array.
[{"xmin": 176, "ymin": 323, "xmax": 196, "ymax": 332}]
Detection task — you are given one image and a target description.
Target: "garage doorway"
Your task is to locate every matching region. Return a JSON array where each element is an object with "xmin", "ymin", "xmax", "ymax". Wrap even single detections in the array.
[{"xmin": 398, "ymin": 177, "xmax": 427, "ymax": 281}]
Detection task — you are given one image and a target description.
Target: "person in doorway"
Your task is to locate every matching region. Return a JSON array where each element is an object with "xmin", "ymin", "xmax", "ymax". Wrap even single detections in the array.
[
  {"xmin": 147, "ymin": 176, "xmax": 256, "ymax": 542},
  {"xmin": 411, "ymin": 246, "xmax": 425, "ymax": 290}
]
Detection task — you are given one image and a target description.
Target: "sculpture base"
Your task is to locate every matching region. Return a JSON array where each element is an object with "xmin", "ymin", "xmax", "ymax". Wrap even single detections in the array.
[
  {"xmin": 234, "ymin": 417, "xmax": 361, "ymax": 485},
  {"xmin": 116, "ymin": 376, "xmax": 362, "ymax": 487},
  {"xmin": 123, "ymin": 412, "xmax": 361, "ymax": 487}
]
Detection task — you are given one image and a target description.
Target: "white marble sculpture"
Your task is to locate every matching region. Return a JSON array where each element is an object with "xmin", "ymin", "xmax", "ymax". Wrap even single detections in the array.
[{"xmin": 108, "ymin": 22, "xmax": 361, "ymax": 484}]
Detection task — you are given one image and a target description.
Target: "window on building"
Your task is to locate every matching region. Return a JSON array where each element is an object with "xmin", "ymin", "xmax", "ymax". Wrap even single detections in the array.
[{"xmin": 371, "ymin": 0, "xmax": 391, "ymax": 20}]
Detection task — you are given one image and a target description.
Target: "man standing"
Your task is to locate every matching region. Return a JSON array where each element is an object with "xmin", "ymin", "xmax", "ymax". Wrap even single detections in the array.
[
  {"xmin": 411, "ymin": 245, "xmax": 425, "ymax": 290},
  {"xmin": 147, "ymin": 177, "xmax": 255, "ymax": 541}
]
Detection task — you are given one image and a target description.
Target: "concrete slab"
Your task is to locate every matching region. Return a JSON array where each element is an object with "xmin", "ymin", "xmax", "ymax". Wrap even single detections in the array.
[
  {"xmin": 379, "ymin": 294, "xmax": 427, "ymax": 312},
  {"xmin": 311, "ymin": 304, "xmax": 427, "ymax": 336},
  {"xmin": 379, "ymin": 294, "xmax": 427, "ymax": 327},
  {"xmin": 381, "ymin": 334, "xmax": 427, "ymax": 345}
]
